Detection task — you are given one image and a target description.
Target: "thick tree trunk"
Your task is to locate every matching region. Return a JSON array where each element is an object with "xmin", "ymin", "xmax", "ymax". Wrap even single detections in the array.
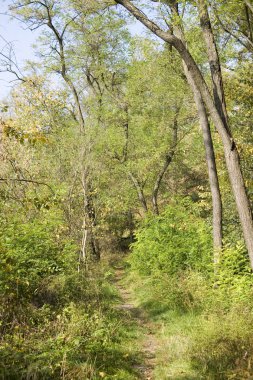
[
  {"xmin": 115, "ymin": 0, "xmax": 253, "ymax": 268},
  {"xmin": 169, "ymin": 39, "xmax": 253, "ymax": 268},
  {"xmin": 197, "ymin": 1, "xmax": 253, "ymax": 257},
  {"xmin": 176, "ymin": 41, "xmax": 253, "ymax": 267}
]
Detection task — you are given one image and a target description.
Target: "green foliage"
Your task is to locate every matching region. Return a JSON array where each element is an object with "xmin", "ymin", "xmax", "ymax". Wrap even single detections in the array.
[
  {"xmin": 130, "ymin": 198, "xmax": 212, "ymax": 277},
  {"xmin": 189, "ymin": 309, "xmax": 253, "ymax": 379},
  {"xmin": 128, "ymin": 202, "xmax": 253, "ymax": 378},
  {"xmin": 0, "ymin": 218, "xmax": 139, "ymax": 379},
  {"xmin": 0, "ymin": 284, "xmax": 140, "ymax": 379},
  {"xmin": 0, "ymin": 214, "xmax": 76, "ymax": 306},
  {"xmin": 2, "ymin": 0, "xmax": 253, "ymax": 378}
]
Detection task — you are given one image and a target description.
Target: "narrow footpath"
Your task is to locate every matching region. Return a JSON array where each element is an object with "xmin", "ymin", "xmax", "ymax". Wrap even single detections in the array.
[{"xmin": 114, "ymin": 266, "xmax": 159, "ymax": 380}]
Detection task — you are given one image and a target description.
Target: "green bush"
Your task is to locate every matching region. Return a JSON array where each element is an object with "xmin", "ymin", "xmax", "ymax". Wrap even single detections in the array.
[
  {"xmin": 128, "ymin": 199, "xmax": 253, "ymax": 379},
  {"xmin": 0, "ymin": 212, "xmax": 139, "ymax": 379},
  {"xmin": 190, "ymin": 309, "xmax": 253, "ymax": 379},
  {"xmin": 0, "ymin": 215, "xmax": 76, "ymax": 307},
  {"xmin": 130, "ymin": 199, "xmax": 212, "ymax": 276}
]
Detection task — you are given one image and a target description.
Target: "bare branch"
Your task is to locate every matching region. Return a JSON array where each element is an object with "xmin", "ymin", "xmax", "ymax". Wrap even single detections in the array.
[
  {"xmin": 0, "ymin": 36, "xmax": 26, "ymax": 82},
  {"xmin": 0, "ymin": 177, "xmax": 55, "ymax": 193}
]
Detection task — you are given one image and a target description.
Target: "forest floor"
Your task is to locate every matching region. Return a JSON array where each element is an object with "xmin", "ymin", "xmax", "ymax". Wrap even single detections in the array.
[
  {"xmin": 114, "ymin": 264, "xmax": 159, "ymax": 380},
  {"xmin": 111, "ymin": 256, "xmax": 202, "ymax": 380}
]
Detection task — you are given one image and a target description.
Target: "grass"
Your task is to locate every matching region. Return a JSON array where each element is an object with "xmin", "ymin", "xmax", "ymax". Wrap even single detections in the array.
[
  {"xmin": 121, "ymin": 263, "xmax": 253, "ymax": 380},
  {"xmin": 0, "ymin": 257, "xmax": 145, "ymax": 380},
  {"xmin": 153, "ymin": 311, "xmax": 204, "ymax": 379},
  {"xmin": 118, "ymin": 264, "xmax": 204, "ymax": 380}
]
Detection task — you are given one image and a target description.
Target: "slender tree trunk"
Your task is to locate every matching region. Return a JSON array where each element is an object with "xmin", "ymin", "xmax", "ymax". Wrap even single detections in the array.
[
  {"xmin": 115, "ymin": 0, "xmax": 253, "ymax": 268},
  {"xmin": 192, "ymin": 84, "xmax": 223, "ymax": 253},
  {"xmin": 87, "ymin": 190, "xmax": 100, "ymax": 260},
  {"xmin": 46, "ymin": 15, "xmax": 100, "ymax": 260},
  {"xmin": 197, "ymin": 0, "xmax": 228, "ymax": 128},
  {"xmin": 128, "ymin": 171, "xmax": 148, "ymax": 213},
  {"xmin": 117, "ymin": 107, "xmax": 148, "ymax": 214},
  {"xmin": 152, "ymin": 156, "xmax": 173, "ymax": 215},
  {"xmin": 197, "ymin": 0, "xmax": 253, "ymax": 256},
  {"xmin": 152, "ymin": 106, "xmax": 179, "ymax": 215},
  {"xmin": 172, "ymin": 15, "xmax": 223, "ymax": 251},
  {"xmin": 245, "ymin": 3, "xmax": 253, "ymax": 43},
  {"xmin": 81, "ymin": 169, "xmax": 100, "ymax": 261},
  {"xmin": 244, "ymin": 0, "xmax": 253, "ymax": 19},
  {"xmin": 176, "ymin": 40, "xmax": 253, "ymax": 266},
  {"xmin": 63, "ymin": 75, "xmax": 85, "ymax": 130}
]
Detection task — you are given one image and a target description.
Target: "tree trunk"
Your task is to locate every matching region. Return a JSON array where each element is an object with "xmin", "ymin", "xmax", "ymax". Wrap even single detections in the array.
[
  {"xmin": 115, "ymin": 0, "xmax": 253, "ymax": 268},
  {"xmin": 172, "ymin": 15, "xmax": 223, "ymax": 252},
  {"xmin": 245, "ymin": 0, "xmax": 253, "ymax": 15},
  {"xmin": 81, "ymin": 169, "xmax": 100, "ymax": 261},
  {"xmin": 128, "ymin": 171, "xmax": 148, "ymax": 213},
  {"xmin": 185, "ymin": 72, "xmax": 223, "ymax": 252},
  {"xmin": 152, "ymin": 155, "xmax": 173, "ymax": 215},
  {"xmin": 197, "ymin": 0, "xmax": 228, "ymax": 129},
  {"xmin": 175, "ymin": 41, "xmax": 253, "ymax": 267},
  {"xmin": 152, "ymin": 106, "xmax": 179, "ymax": 215},
  {"xmin": 244, "ymin": 2, "xmax": 253, "ymax": 43},
  {"xmin": 193, "ymin": 86, "xmax": 223, "ymax": 253}
]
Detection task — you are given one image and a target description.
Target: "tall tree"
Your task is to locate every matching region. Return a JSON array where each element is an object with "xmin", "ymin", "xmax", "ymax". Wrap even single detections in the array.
[
  {"xmin": 213, "ymin": 0, "xmax": 253, "ymax": 54},
  {"xmin": 114, "ymin": 0, "xmax": 253, "ymax": 268},
  {"xmin": 169, "ymin": 1, "xmax": 223, "ymax": 252},
  {"xmin": 10, "ymin": 0, "xmax": 101, "ymax": 260}
]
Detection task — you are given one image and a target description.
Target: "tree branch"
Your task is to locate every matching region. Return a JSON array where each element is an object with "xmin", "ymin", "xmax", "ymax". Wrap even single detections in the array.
[{"xmin": 0, "ymin": 177, "xmax": 54, "ymax": 193}]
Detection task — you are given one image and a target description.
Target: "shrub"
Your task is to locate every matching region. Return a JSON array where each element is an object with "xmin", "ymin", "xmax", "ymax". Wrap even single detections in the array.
[
  {"xmin": 130, "ymin": 198, "xmax": 212, "ymax": 277},
  {"xmin": 0, "ymin": 215, "xmax": 76, "ymax": 310},
  {"xmin": 190, "ymin": 309, "xmax": 253, "ymax": 379}
]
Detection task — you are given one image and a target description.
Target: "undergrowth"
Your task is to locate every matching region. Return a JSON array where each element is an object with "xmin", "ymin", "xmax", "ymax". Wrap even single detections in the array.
[
  {"xmin": 0, "ymin": 213, "xmax": 140, "ymax": 380},
  {"xmin": 127, "ymin": 199, "xmax": 253, "ymax": 379}
]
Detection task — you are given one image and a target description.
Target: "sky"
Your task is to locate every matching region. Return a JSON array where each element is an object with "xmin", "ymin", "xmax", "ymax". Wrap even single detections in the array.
[
  {"xmin": 0, "ymin": 0, "xmax": 41, "ymax": 98},
  {"xmin": 0, "ymin": 0, "xmax": 148, "ymax": 100}
]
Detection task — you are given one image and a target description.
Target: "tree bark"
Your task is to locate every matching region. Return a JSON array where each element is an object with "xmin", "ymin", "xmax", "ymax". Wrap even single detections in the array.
[
  {"xmin": 81, "ymin": 169, "xmax": 100, "ymax": 261},
  {"xmin": 152, "ymin": 106, "xmax": 179, "ymax": 215},
  {"xmin": 171, "ymin": 9, "xmax": 223, "ymax": 252},
  {"xmin": 115, "ymin": 0, "xmax": 253, "ymax": 268},
  {"xmin": 182, "ymin": 68, "xmax": 223, "ymax": 252},
  {"xmin": 128, "ymin": 171, "xmax": 148, "ymax": 213},
  {"xmin": 192, "ymin": 84, "xmax": 223, "ymax": 253},
  {"xmin": 245, "ymin": 2, "xmax": 253, "ymax": 43},
  {"xmin": 152, "ymin": 155, "xmax": 173, "ymax": 215},
  {"xmin": 197, "ymin": 0, "xmax": 228, "ymax": 129},
  {"xmin": 245, "ymin": 0, "xmax": 253, "ymax": 14}
]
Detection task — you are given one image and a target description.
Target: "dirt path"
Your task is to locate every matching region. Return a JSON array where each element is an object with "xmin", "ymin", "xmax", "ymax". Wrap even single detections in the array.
[{"xmin": 114, "ymin": 266, "xmax": 158, "ymax": 380}]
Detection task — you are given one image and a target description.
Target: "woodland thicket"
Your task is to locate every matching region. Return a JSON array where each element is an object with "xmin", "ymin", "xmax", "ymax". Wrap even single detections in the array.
[{"xmin": 1, "ymin": 0, "xmax": 253, "ymax": 379}]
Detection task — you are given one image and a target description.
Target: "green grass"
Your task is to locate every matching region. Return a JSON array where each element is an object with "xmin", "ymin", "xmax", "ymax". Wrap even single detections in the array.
[
  {"xmin": 120, "ymin": 267, "xmax": 204, "ymax": 380},
  {"xmin": 153, "ymin": 311, "xmax": 204, "ymax": 379},
  {"xmin": 123, "ymin": 266, "xmax": 253, "ymax": 380}
]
